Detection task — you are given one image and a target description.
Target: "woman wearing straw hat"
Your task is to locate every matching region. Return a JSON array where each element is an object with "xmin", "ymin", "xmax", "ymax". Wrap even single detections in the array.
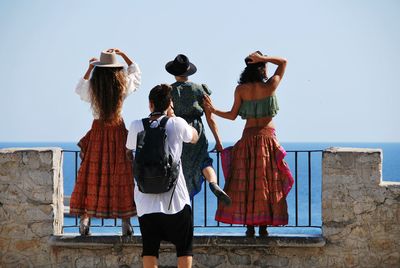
[
  {"xmin": 165, "ymin": 54, "xmax": 231, "ymax": 206},
  {"xmin": 70, "ymin": 49, "xmax": 141, "ymax": 236},
  {"xmin": 204, "ymin": 51, "xmax": 294, "ymax": 237}
]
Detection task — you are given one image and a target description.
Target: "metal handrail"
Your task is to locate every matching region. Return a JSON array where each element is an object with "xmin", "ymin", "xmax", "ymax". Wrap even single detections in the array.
[{"xmin": 61, "ymin": 149, "xmax": 323, "ymax": 231}]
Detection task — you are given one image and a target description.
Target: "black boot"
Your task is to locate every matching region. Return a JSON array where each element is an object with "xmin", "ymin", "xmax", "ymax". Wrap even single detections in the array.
[
  {"xmin": 259, "ymin": 225, "xmax": 269, "ymax": 237},
  {"xmin": 209, "ymin": 182, "xmax": 232, "ymax": 206},
  {"xmin": 246, "ymin": 225, "xmax": 255, "ymax": 237}
]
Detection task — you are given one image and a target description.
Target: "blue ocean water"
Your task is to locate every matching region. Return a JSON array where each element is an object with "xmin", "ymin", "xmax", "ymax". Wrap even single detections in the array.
[{"xmin": 1, "ymin": 141, "xmax": 399, "ymax": 235}]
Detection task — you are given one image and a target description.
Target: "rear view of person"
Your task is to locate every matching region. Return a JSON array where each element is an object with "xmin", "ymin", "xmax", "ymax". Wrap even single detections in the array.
[
  {"xmin": 204, "ymin": 51, "xmax": 294, "ymax": 237},
  {"xmin": 70, "ymin": 49, "xmax": 141, "ymax": 236},
  {"xmin": 165, "ymin": 54, "xmax": 231, "ymax": 206},
  {"xmin": 126, "ymin": 84, "xmax": 198, "ymax": 268}
]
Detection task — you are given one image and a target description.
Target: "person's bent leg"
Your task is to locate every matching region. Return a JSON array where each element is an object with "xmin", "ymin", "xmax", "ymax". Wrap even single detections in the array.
[
  {"xmin": 177, "ymin": 256, "xmax": 192, "ymax": 268},
  {"xmin": 202, "ymin": 166, "xmax": 232, "ymax": 206},
  {"xmin": 143, "ymin": 256, "xmax": 157, "ymax": 268}
]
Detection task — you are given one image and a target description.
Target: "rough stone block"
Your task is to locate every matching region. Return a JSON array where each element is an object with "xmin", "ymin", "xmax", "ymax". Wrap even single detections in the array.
[
  {"xmin": 29, "ymin": 169, "xmax": 53, "ymax": 186},
  {"xmin": 24, "ymin": 205, "xmax": 53, "ymax": 222},
  {"xmin": 157, "ymin": 252, "xmax": 179, "ymax": 267},
  {"xmin": 22, "ymin": 151, "xmax": 41, "ymax": 169},
  {"xmin": 195, "ymin": 253, "xmax": 226, "ymax": 267},
  {"xmin": 29, "ymin": 221, "xmax": 54, "ymax": 238},
  {"xmin": 39, "ymin": 152, "xmax": 53, "ymax": 166},
  {"xmin": 0, "ymin": 151, "xmax": 22, "ymax": 164},
  {"xmin": 353, "ymin": 201, "xmax": 376, "ymax": 215},
  {"xmin": 228, "ymin": 251, "xmax": 251, "ymax": 265},
  {"xmin": 74, "ymin": 255, "xmax": 106, "ymax": 268},
  {"xmin": 0, "ymin": 252, "xmax": 34, "ymax": 268},
  {"xmin": 253, "ymin": 255, "xmax": 289, "ymax": 267},
  {"xmin": 0, "ymin": 221, "xmax": 29, "ymax": 240},
  {"xmin": 0, "ymin": 184, "xmax": 28, "ymax": 204},
  {"xmin": 382, "ymin": 252, "xmax": 400, "ymax": 266}
]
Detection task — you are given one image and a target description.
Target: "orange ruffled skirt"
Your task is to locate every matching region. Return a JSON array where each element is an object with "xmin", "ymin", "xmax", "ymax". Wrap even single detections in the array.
[
  {"xmin": 215, "ymin": 126, "xmax": 293, "ymax": 226},
  {"xmin": 70, "ymin": 120, "xmax": 136, "ymax": 218}
]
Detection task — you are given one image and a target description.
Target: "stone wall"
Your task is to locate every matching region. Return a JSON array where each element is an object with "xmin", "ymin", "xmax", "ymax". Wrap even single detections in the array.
[
  {"xmin": 0, "ymin": 147, "xmax": 399, "ymax": 267},
  {"xmin": 321, "ymin": 148, "xmax": 400, "ymax": 267},
  {"xmin": 0, "ymin": 148, "xmax": 63, "ymax": 267}
]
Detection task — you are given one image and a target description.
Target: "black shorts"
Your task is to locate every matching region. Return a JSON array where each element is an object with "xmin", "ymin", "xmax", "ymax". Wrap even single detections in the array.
[{"xmin": 138, "ymin": 205, "xmax": 193, "ymax": 258}]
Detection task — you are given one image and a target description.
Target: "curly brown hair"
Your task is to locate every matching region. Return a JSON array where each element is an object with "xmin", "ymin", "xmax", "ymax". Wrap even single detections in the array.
[{"xmin": 89, "ymin": 67, "xmax": 127, "ymax": 124}]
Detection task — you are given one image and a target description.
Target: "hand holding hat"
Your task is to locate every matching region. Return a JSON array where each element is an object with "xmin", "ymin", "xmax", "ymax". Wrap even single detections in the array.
[
  {"xmin": 91, "ymin": 50, "xmax": 124, "ymax": 67},
  {"xmin": 106, "ymin": 48, "xmax": 134, "ymax": 66}
]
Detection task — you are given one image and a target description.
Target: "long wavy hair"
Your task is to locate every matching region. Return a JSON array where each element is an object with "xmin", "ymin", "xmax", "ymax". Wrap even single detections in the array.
[
  {"xmin": 238, "ymin": 62, "xmax": 266, "ymax": 85},
  {"xmin": 89, "ymin": 67, "xmax": 126, "ymax": 124}
]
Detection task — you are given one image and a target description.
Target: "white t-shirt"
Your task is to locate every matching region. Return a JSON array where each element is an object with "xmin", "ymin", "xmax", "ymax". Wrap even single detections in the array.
[{"xmin": 126, "ymin": 116, "xmax": 193, "ymax": 217}]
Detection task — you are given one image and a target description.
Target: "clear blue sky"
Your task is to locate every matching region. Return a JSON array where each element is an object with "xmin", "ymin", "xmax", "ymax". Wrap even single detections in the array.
[{"xmin": 0, "ymin": 0, "xmax": 399, "ymax": 142}]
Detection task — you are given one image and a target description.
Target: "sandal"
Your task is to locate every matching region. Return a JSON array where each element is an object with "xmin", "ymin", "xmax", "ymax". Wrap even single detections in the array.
[
  {"xmin": 122, "ymin": 219, "xmax": 133, "ymax": 236},
  {"xmin": 79, "ymin": 216, "xmax": 90, "ymax": 236}
]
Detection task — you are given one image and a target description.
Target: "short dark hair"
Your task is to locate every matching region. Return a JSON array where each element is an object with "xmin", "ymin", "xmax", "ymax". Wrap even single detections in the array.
[{"xmin": 149, "ymin": 84, "xmax": 172, "ymax": 113}]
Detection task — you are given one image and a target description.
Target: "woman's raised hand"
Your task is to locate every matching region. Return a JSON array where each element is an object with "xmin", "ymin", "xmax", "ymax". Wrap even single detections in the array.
[
  {"xmin": 106, "ymin": 48, "xmax": 123, "ymax": 55},
  {"xmin": 89, "ymin": 57, "xmax": 98, "ymax": 65},
  {"xmin": 247, "ymin": 51, "xmax": 265, "ymax": 64},
  {"xmin": 107, "ymin": 48, "xmax": 133, "ymax": 66},
  {"xmin": 83, "ymin": 58, "xmax": 98, "ymax": 79}
]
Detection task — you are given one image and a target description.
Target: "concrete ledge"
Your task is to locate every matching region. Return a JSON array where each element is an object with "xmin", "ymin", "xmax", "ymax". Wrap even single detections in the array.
[
  {"xmin": 49, "ymin": 234, "xmax": 326, "ymax": 248},
  {"xmin": 324, "ymin": 147, "xmax": 382, "ymax": 153}
]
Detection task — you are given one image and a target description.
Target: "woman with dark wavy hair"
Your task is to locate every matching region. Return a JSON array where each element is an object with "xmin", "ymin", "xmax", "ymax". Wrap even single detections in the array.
[
  {"xmin": 70, "ymin": 49, "xmax": 141, "ymax": 236},
  {"xmin": 204, "ymin": 51, "xmax": 294, "ymax": 237}
]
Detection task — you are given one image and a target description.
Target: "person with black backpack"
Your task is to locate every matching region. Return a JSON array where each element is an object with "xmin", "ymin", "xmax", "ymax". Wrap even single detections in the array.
[{"xmin": 126, "ymin": 84, "xmax": 198, "ymax": 268}]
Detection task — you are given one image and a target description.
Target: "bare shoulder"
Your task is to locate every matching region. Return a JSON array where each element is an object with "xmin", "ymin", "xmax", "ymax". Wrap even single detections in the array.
[
  {"xmin": 235, "ymin": 84, "xmax": 247, "ymax": 95},
  {"xmin": 265, "ymin": 75, "xmax": 282, "ymax": 91}
]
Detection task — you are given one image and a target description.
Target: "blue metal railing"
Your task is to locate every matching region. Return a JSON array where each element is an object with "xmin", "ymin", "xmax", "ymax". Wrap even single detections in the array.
[{"xmin": 62, "ymin": 149, "xmax": 323, "ymax": 232}]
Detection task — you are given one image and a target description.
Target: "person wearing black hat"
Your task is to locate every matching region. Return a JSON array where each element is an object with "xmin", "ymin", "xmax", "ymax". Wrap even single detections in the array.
[
  {"xmin": 203, "ymin": 51, "xmax": 293, "ymax": 237},
  {"xmin": 165, "ymin": 54, "xmax": 231, "ymax": 206}
]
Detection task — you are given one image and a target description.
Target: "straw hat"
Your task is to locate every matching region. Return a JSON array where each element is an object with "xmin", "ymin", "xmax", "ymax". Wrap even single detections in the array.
[{"xmin": 91, "ymin": 51, "xmax": 124, "ymax": 67}]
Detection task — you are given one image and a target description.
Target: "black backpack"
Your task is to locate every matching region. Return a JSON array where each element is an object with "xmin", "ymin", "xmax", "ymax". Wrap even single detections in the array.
[{"xmin": 134, "ymin": 116, "xmax": 180, "ymax": 194}]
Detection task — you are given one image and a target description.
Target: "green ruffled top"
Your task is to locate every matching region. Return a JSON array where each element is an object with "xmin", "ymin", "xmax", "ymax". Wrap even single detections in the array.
[{"xmin": 238, "ymin": 95, "xmax": 279, "ymax": 119}]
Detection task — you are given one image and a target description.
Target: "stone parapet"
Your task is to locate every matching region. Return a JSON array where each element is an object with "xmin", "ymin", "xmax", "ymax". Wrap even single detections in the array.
[
  {"xmin": 322, "ymin": 147, "xmax": 400, "ymax": 267},
  {"xmin": 0, "ymin": 147, "xmax": 399, "ymax": 267},
  {"xmin": 0, "ymin": 148, "xmax": 63, "ymax": 267}
]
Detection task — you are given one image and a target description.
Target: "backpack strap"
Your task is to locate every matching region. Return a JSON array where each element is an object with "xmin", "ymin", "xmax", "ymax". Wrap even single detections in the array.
[
  {"xmin": 159, "ymin": 116, "xmax": 169, "ymax": 128},
  {"xmin": 141, "ymin": 118, "xmax": 151, "ymax": 130},
  {"xmin": 142, "ymin": 116, "xmax": 169, "ymax": 130}
]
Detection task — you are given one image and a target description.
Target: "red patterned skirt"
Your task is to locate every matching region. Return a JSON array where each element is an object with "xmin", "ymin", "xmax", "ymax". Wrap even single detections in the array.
[
  {"xmin": 215, "ymin": 126, "xmax": 293, "ymax": 226},
  {"xmin": 70, "ymin": 119, "xmax": 136, "ymax": 219}
]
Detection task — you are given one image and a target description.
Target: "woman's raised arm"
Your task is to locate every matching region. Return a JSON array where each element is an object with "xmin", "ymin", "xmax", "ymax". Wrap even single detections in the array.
[
  {"xmin": 204, "ymin": 86, "xmax": 242, "ymax": 121},
  {"xmin": 247, "ymin": 52, "xmax": 287, "ymax": 90}
]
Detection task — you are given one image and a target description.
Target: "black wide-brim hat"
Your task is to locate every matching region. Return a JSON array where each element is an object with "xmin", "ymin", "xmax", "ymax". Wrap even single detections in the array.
[{"xmin": 165, "ymin": 54, "xmax": 197, "ymax": 76}]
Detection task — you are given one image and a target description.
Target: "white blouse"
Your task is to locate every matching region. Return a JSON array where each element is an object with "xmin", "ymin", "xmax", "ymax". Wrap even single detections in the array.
[{"xmin": 75, "ymin": 62, "xmax": 141, "ymax": 119}]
